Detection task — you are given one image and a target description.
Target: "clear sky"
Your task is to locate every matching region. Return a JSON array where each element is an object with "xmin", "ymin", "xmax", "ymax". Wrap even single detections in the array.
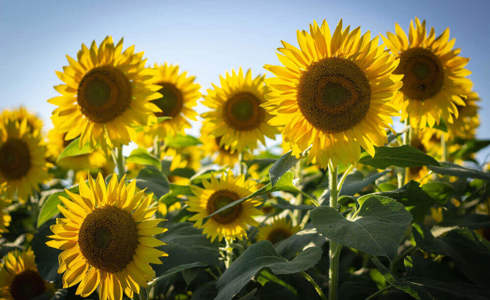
[{"xmin": 1, "ymin": 0, "xmax": 489, "ymax": 161}]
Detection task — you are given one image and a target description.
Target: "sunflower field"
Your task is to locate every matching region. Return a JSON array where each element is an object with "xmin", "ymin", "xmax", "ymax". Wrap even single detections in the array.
[{"xmin": 1, "ymin": 18, "xmax": 490, "ymax": 300}]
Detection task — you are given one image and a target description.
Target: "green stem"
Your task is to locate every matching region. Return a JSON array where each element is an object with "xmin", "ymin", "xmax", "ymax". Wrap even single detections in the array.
[
  {"xmin": 115, "ymin": 146, "xmax": 125, "ymax": 179},
  {"xmin": 441, "ymin": 133, "xmax": 447, "ymax": 162},
  {"xmin": 337, "ymin": 164, "xmax": 354, "ymax": 192},
  {"xmin": 302, "ymin": 272, "xmax": 327, "ymax": 300},
  {"xmin": 223, "ymin": 238, "xmax": 233, "ymax": 269},
  {"xmin": 153, "ymin": 136, "xmax": 162, "ymax": 158},
  {"xmin": 328, "ymin": 161, "xmax": 340, "ymax": 300},
  {"xmin": 293, "ymin": 159, "xmax": 303, "ymax": 226},
  {"xmin": 238, "ymin": 152, "xmax": 245, "ymax": 175},
  {"xmin": 399, "ymin": 120, "xmax": 411, "ymax": 188}
]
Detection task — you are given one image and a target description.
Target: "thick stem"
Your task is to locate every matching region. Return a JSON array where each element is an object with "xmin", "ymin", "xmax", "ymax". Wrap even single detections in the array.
[
  {"xmin": 328, "ymin": 161, "xmax": 340, "ymax": 300},
  {"xmin": 441, "ymin": 133, "xmax": 448, "ymax": 162}
]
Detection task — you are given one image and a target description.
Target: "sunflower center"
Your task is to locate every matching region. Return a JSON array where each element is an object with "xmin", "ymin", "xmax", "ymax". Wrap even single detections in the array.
[
  {"xmin": 0, "ymin": 138, "xmax": 31, "ymax": 180},
  {"xmin": 396, "ymin": 47, "xmax": 444, "ymax": 100},
  {"xmin": 77, "ymin": 66, "xmax": 132, "ymax": 123},
  {"xmin": 207, "ymin": 190, "xmax": 242, "ymax": 224},
  {"xmin": 224, "ymin": 92, "xmax": 265, "ymax": 131},
  {"xmin": 9, "ymin": 270, "xmax": 46, "ymax": 300},
  {"xmin": 267, "ymin": 228, "xmax": 292, "ymax": 244},
  {"xmin": 78, "ymin": 206, "xmax": 138, "ymax": 273},
  {"xmin": 297, "ymin": 57, "xmax": 371, "ymax": 133},
  {"xmin": 152, "ymin": 82, "xmax": 184, "ymax": 118}
]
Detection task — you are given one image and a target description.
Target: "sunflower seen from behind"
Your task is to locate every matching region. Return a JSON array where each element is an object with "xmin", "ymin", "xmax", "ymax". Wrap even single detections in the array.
[
  {"xmin": 187, "ymin": 172, "xmax": 261, "ymax": 242},
  {"xmin": 0, "ymin": 119, "xmax": 49, "ymax": 202},
  {"xmin": 46, "ymin": 174, "xmax": 167, "ymax": 300},
  {"xmin": 0, "ymin": 249, "xmax": 50, "ymax": 300},
  {"xmin": 133, "ymin": 63, "xmax": 200, "ymax": 148},
  {"xmin": 202, "ymin": 68, "xmax": 277, "ymax": 153},
  {"xmin": 382, "ymin": 18, "xmax": 472, "ymax": 129},
  {"xmin": 265, "ymin": 20, "xmax": 401, "ymax": 167},
  {"xmin": 257, "ymin": 218, "xmax": 300, "ymax": 244},
  {"xmin": 49, "ymin": 36, "xmax": 161, "ymax": 148}
]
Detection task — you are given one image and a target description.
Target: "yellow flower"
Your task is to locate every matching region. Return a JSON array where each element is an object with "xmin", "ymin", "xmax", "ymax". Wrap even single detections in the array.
[
  {"xmin": 446, "ymin": 91, "xmax": 480, "ymax": 140},
  {"xmin": 200, "ymin": 121, "xmax": 240, "ymax": 167},
  {"xmin": 48, "ymin": 36, "xmax": 161, "ymax": 148},
  {"xmin": 46, "ymin": 129, "xmax": 109, "ymax": 170},
  {"xmin": 0, "ymin": 184, "xmax": 11, "ymax": 237},
  {"xmin": 187, "ymin": 172, "xmax": 261, "ymax": 242},
  {"xmin": 133, "ymin": 63, "xmax": 200, "ymax": 148},
  {"xmin": 382, "ymin": 18, "xmax": 472, "ymax": 129},
  {"xmin": 0, "ymin": 249, "xmax": 51, "ymax": 300},
  {"xmin": 257, "ymin": 218, "xmax": 299, "ymax": 244},
  {"xmin": 202, "ymin": 68, "xmax": 278, "ymax": 153},
  {"xmin": 0, "ymin": 107, "xmax": 43, "ymax": 134},
  {"xmin": 46, "ymin": 174, "xmax": 167, "ymax": 300},
  {"xmin": 265, "ymin": 20, "xmax": 401, "ymax": 167},
  {"xmin": 0, "ymin": 119, "xmax": 49, "ymax": 202}
]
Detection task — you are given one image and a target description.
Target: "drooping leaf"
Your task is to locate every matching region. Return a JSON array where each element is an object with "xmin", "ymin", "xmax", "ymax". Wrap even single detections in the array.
[
  {"xmin": 56, "ymin": 137, "xmax": 94, "ymax": 162},
  {"xmin": 269, "ymin": 151, "xmax": 299, "ymax": 186},
  {"xmin": 135, "ymin": 166, "xmax": 170, "ymax": 198},
  {"xmin": 359, "ymin": 146, "xmax": 439, "ymax": 169},
  {"xmin": 428, "ymin": 162, "xmax": 490, "ymax": 180},
  {"xmin": 312, "ymin": 195, "xmax": 412, "ymax": 257}
]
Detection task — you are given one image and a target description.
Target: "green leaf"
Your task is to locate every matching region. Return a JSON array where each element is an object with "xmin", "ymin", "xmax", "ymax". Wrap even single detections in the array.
[
  {"xmin": 135, "ymin": 166, "xmax": 170, "ymax": 198},
  {"xmin": 428, "ymin": 162, "xmax": 490, "ymax": 180},
  {"xmin": 165, "ymin": 134, "xmax": 201, "ymax": 148},
  {"xmin": 216, "ymin": 241, "xmax": 321, "ymax": 300},
  {"xmin": 421, "ymin": 181, "xmax": 454, "ymax": 205},
  {"xmin": 31, "ymin": 219, "xmax": 61, "ymax": 282},
  {"xmin": 359, "ymin": 146, "xmax": 439, "ymax": 169},
  {"xmin": 56, "ymin": 137, "xmax": 94, "ymax": 162},
  {"xmin": 311, "ymin": 195, "xmax": 412, "ymax": 257},
  {"xmin": 269, "ymin": 151, "xmax": 299, "ymax": 186},
  {"xmin": 126, "ymin": 148, "xmax": 160, "ymax": 169},
  {"xmin": 37, "ymin": 191, "xmax": 65, "ymax": 228},
  {"xmin": 321, "ymin": 171, "xmax": 388, "ymax": 203},
  {"xmin": 154, "ymin": 222, "xmax": 219, "ymax": 283},
  {"xmin": 451, "ymin": 139, "xmax": 490, "ymax": 160}
]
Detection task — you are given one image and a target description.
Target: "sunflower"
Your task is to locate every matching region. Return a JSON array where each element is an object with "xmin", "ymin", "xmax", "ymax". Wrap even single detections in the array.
[
  {"xmin": 264, "ymin": 20, "xmax": 401, "ymax": 167},
  {"xmin": 382, "ymin": 18, "xmax": 472, "ymax": 129},
  {"xmin": 133, "ymin": 63, "xmax": 200, "ymax": 148},
  {"xmin": 187, "ymin": 172, "xmax": 261, "ymax": 242},
  {"xmin": 446, "ymin": 91, "xmax": 480, "ymax": 140},
  {"xmin": 46, "ymin": 174, "xmax": 167, "ymax": 300},
  {"xmin": 0, "ymin": 249, "xmax": 51, "ymax": 300},
  {"xmin": 200, "ymin": 121, "xmax": 240, "ymax": 167},
  {"xmin": 48, "ymin": 36, "xmax": 161, "ymax": 148},
  {"xmin": 0, "ymin": 119, "xmax": 49, "ymax": 202},
  {"xmin": 202, "ymin": 68, "xmax": 277, "ymax": 153},
  {"xmin": 257, "ymin": 218, "xmax": 300, "ymax": 244},
  {"xmin": 0, "ymin": 184, "xmax": 11, "ymax": 237},
  {"xmin": 46, "ymin": 129, "xmax": 108, "ymax": 171},
  {"xmin": 0, "ymin": 107, "xmax": 43, "ymax": 134}
]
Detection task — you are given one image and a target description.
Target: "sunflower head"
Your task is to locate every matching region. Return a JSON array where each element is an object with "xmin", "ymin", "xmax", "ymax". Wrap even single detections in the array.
[
  {"xmin": 446, "ymin": 91, "xmax": 480, "ymax": 140},
  {"xmin": 382, "ymin": 17, "xmax": 472, "ymax": 128},
  {"xmin": 46, "ymin": 174, "xmax": 167, "ymax": 300},
  {"xmin": 187, "ymin": 172, "xmax": 261, "ymax": 242},
  {"xmin": 0, "ymin": 249, "xmax": 50, "ymax": 300},
  {"xmin": 48, "ymin": 36, "xmax": 161, "ymax": 148},
  {"xmin": 257, "ymin": 218, "xmax": 300, "ymax": 244},
  {"xmin": 265, "ymin": 20, "xmax": 401, "ymax": 167},
  {"xmin": 0, "ymin": 107, "xmax": 43, "ymax": 134},
  {"xmin": 202, "ymin": 68, "xmax": 278, "ymax": 153},
  {"xmin": 0, "ymin": 119, "xmax": 49, "ymax": 202}
]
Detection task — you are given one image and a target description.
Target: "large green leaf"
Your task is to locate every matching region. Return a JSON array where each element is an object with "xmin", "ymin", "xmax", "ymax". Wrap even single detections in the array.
[
  {"xmin": 311, "ymin": 195, "xmax": 412, "ymax": 257},
  {"xmin": 428, "ymin": 162, "xmax": 490, "ymax": 180},
  {"xmin": 269, "ymin": 151, "xmax": 299, "ymax": 186},
  {"xmin": 37, "ymin": 191, "xmax": 65, "ymax": 228},
  {"xmin": 135, "ymin": 166, "xmax": 170, "ymax": 198},
  {"xmin": 126, "ymin": 148, "xmax": 160, "ymax": 169},
  {"xmin": 359, "ymin": 146, "xmax": 439, "ymax": 168},
  {"xmin": 215, "ymin": 241, "xmax": 321, "ymax": 300},
  {"xmin": 56, "ymin": 137, "xmax": 94, "ymax": 162},
  {"xmin": 31, "ymin": 219, "xmax": 61, "ymax": 282}
]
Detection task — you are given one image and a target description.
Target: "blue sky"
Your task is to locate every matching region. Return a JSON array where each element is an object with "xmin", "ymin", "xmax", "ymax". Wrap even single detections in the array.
[{"xmin": 1, "ymin": 0, "xmax": 489, "ymax": 161}]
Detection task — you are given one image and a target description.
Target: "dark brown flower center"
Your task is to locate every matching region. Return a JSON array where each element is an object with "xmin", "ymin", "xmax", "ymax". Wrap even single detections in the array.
[
  {"xmin": 152, "ymin": 82, "xmax": 184, "ymax": 118},
  {"xmin": 77, "ymin": 66, "xmax": 132, "ymax": 123},
  {"xmin": 207, "ymin": 190, "xmax": 242, "ymax": 224},
  {"xmin": 0, "ymin": 138, "xmax": 31, "ymax": 180},
  {"xmin": 224, "ymin": 92, "xmax": 265, "ymax": 131},
  {"xmin": 297, "ymin": 57, "xmax": 371, "ymax": 133},
  {"xmin": 395, "ymin": 47, "xmax": 444, "ymax": 101},
  {"xmin": 267, "ymin": 228, "xmax": 293, "ymax": 244},
  {"xmin": 9, "ymin": 270, "xmax": 46, "ymax": 300},
  {"xmin": 78, "ymin": 206, "xmax": 138, "ymax": 273}
]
